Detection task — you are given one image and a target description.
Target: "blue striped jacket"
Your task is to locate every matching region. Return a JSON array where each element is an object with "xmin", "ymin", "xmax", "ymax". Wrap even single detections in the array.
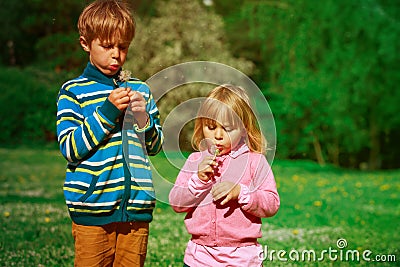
[{"xmin": 56, "ymin": 63, "xmax": 163, "ymax": 225}]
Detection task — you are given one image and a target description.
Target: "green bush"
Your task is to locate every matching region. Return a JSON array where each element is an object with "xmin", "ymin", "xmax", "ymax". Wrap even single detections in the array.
[{"xmin": 0, "ymin": 67, "xmax": 75, "ymax": 146}]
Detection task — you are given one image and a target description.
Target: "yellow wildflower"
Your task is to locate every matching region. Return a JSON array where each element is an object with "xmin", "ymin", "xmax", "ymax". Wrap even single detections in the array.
[
  {"xmin": 313, "ymin": 200, "xmax": 322, "ymax": 207},
  {"xmin": 379, "ymin": 184, "xmax": 390, "ymax": 191}
]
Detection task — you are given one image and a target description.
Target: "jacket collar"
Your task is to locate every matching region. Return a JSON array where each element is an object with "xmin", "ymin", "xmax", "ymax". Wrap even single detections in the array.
[
  {"xmin": 218, "ymin": 143, "xmax": 249, "ymax": 159},
  {"xmin": 229, "ymin": 143, "xmax": 249, "ymax": 158},
  {"xmin": 82, "ymin": 62, "xmax": 122, "ymax": 87}
]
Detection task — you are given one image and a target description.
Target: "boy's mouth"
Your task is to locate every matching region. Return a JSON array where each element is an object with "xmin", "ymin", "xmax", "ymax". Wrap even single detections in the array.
[{"xmin": 109, "ymin": 64, "xmax": 120, "ymax": 71}]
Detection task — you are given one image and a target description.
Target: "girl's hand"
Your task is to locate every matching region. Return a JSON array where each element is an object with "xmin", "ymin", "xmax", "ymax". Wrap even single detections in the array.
[
  {"xmin": 129, "ymin": 91, "xmax": 149, "ymax": 128},
  {"xmin": 211, "ymin": 181, "xmax": 241, "ymax": 205},
  {"xmin": 108, "ymin": 87, "xmax": 132, "ymax": 111},
  {"xmin": 198, "ymin": 155, "xmax": 217, "ymax": 182}
]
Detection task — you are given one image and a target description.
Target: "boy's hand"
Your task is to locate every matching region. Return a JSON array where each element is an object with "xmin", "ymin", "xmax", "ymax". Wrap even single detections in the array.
[
  {"xmin": 129, "ymin": 91, "xmax": 149, "ymax": 128},
  {"xmin": 108, "ymin": 87, "xmax": 132, "ymax": 111},
  {"xmin": 198, "ymin": 156, "xmax": 217, "ymax": 182},
  {"xmin": 211, "ymin": 181, "xmax": 241, "ymax": 205}
]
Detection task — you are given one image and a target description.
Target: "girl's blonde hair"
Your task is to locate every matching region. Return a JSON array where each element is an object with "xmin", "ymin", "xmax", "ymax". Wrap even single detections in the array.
[
  {"xmin": 192, "ymin": 84, "xmax": 266, "ymax": 154},
  {"xmin": 78, "ymin": 0, "xmax": 135, "ymax": 46}
]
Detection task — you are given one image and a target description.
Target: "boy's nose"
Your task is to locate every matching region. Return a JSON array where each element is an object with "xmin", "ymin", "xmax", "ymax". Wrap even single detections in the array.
[{"xmin": 111, "ymin": 48, "xmax": 120, "ymax": 58}]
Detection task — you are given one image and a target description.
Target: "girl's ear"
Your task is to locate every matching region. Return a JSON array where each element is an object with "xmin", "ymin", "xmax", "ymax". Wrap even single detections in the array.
[{"xmin": 79, "ymin": 36, "xmax": 90, "ymax": 52}]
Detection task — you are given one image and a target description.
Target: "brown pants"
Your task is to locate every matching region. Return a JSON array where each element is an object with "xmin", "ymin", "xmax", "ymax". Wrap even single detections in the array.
[{"xmin": 72, "ymin": 221, "xmax": 149, "ymax": 267}]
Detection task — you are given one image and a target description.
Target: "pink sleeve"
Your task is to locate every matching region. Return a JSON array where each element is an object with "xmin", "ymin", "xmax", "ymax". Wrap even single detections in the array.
[
  {"xmin": 169, "ymin": 153, "xmax": 212, "ymax": 213},
  {"xmin": 188, "ymin": 173, "xmax": 213, "ymax": 197},
  {"xmin": 239, "ymin": 154, "xmax": 280, "ymax": 218},
  {"xmin": 237, "ymin": 184, "xmax": 251, "ymax": 205}
]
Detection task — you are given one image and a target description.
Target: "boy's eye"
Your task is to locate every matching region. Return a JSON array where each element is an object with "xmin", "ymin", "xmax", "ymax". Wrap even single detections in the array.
[
  {"xmin": 102, "ymin": 44, "xmax": 129, "ymax": 50},
  {"xmin": 102, "ymin": 44, "xmax": 113, "ymax": 49}
]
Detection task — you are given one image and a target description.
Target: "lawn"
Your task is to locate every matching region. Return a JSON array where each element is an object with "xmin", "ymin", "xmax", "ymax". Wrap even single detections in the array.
[{"xmin": 0, "ymin": 148, "xmax": 398, "ymax": 266}]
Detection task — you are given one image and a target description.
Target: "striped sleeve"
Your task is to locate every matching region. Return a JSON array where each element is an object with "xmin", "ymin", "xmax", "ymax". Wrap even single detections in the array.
[
  {"xmin": 56, "ymin": 81, "xmax": 120, "ymax": 163},
  {"xmin": 128, "ymin": 82, "xmax": 163, "ymax": 156},
  {"xmin": 144, "ymin": 91, "xmax": 163, "ymax": 155}
]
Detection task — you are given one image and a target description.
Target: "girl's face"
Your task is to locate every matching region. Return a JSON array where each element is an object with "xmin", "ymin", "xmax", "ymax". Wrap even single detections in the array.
[
  {"xmin": 202, "ymin": 120, "xmax": 244, "ymax": 155},
  {"xmin": 80, "ymin": 36, "xmax": 130, "ymax": 76}
]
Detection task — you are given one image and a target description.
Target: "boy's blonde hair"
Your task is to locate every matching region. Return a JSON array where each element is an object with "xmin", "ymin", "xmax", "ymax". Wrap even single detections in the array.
[
  {"xmin": 78, "ymin": 0, "xmax": 135, "ymax": 45},
  {"xmin": 192, "ymin": 84, "xmax": 267, "ymax": 154}
]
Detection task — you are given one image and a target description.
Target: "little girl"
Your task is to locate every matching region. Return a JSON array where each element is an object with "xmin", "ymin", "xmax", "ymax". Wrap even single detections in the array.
[{"xmin": 169, "ymin": 84, "xmax": 280, "ymax": 266}]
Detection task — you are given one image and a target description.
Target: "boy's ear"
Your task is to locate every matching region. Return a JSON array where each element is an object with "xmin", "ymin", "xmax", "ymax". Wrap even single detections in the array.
[{"xmin": 79, "ymin": 36, "xmax": 90, "ymax": 52}]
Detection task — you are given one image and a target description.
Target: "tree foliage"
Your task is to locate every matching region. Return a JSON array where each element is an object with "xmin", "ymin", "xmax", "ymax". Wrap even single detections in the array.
[
  {"xmin": 0, "ymin": 0, "xmax": 399, "ymax": 169},
  {"xmin": 215, "ymin": 0, "xmax": 400, "ymax": 169},
  {"xmin": 124, "ymin": 0, "xmax": 254, "ymax": 150},
  {"xmin": 0, "ymin": 0, "xmax": 87, "ymax": 68}
]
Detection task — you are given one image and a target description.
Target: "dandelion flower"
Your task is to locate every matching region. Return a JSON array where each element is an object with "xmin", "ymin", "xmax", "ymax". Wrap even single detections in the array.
[
  {"xmin": 45, "ymin": 217, "xmax": 51, "ymax": 223},
  {"xmin": 4, "ymin": 211, "xmax": 10, "ymax": 218},
  {"xmin": 118, "ymin": 69, "xmax": 132, "ymax": 89},
  {"xmin": 119, "ymin": 70, "xmax": 132, "ymax": 83}
]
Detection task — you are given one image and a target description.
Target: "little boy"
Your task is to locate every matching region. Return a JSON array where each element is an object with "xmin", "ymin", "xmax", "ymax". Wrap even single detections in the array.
[{"xmin": 56, "ymin": 0, "xmax": 163, "ymax": 266}]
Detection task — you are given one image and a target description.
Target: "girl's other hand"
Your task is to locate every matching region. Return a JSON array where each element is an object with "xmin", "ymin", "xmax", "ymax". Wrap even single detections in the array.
[{"xmin": 211, "ymin": 181, "xmax": 241, "ymax": 205}]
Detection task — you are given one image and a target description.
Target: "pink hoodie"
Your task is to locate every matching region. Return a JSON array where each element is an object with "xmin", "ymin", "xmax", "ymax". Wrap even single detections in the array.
[{"xmin": 169, "ymin": 144, "xmax": 280, "ymax": 248}]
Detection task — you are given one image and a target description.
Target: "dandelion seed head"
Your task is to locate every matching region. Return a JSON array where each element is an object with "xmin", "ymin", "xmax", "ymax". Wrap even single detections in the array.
[{"xmin": 119, "ymin": 70, "xmax": 132, "ymax": 82}]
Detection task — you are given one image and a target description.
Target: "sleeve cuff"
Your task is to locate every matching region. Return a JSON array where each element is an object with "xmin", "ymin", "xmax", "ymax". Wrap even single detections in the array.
[
  {"xmin": 135, "ymin": 115, "xmax": 151, "ymax": 132},
  {"xmin": 98, "ymin": 98, "xmax": 122, "ymax": 122},
  {"xmin": 238, "ymin": 184, "xmax": 251, "ymax": 205},
  {"xmin": 188, "ymin": 173, "xmax": 212, "ymax": 197}
]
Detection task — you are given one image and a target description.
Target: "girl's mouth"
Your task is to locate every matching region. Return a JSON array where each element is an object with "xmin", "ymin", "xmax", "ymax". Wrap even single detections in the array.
[{"xmin": 215, "ymin": 145, "xmax": 224, "ymax": 151}]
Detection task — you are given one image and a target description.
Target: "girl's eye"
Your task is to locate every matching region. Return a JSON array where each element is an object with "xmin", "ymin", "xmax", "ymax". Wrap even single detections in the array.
[
  {"xmin": 207, "ymin": 124, "xmax": 216, "ymax": 130},
  {"xmin": 222, "ymin": 125, "xmax": 234, "ymax": 132}
]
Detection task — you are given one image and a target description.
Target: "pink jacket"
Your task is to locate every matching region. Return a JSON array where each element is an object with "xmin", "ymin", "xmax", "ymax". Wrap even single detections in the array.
[{"xmin": 169, "ymin": 144, "xmax": 280, "ymax": 247}]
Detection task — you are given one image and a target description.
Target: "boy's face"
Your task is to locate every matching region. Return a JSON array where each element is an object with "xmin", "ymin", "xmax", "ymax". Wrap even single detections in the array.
[{"xmin": 80, "ymin": 36, "xmax": 130, "ymax": 76}]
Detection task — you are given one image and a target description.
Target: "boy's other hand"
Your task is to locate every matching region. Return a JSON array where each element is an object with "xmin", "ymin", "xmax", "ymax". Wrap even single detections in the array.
[
  {"xmin": 129, "ymin": 91, "xmax": 148, "ymax": 128},
  {"xmin": 108, "ymin": 87, "xmax": 132, "ymax": 111}
]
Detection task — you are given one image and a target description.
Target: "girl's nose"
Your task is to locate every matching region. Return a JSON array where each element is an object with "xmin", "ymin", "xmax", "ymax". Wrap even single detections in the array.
[{"xmin": 215, "ymin": 127, "xmax": 223, "ymax": 140}]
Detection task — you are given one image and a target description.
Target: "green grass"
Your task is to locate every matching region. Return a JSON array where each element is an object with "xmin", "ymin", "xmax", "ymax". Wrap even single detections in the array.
[{"xmin": 0, "ymin": 148, "xmax": 399, "ymax": 266}]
